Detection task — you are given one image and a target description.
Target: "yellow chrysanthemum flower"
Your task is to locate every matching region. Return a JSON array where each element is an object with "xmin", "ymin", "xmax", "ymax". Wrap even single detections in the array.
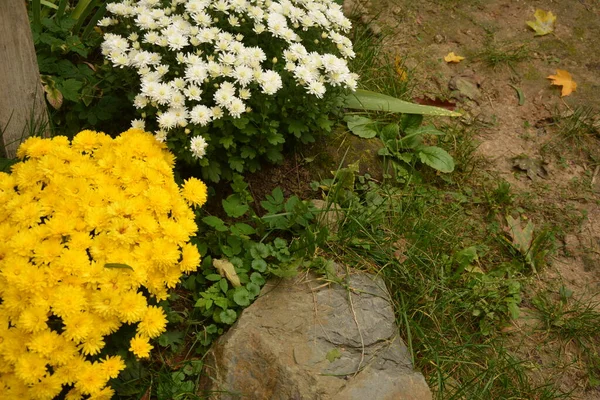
[
  {"xmin": 129, "ymin": 334, "xmax": 153, "ymax": 358},
  {"xmin": 137, "ymin": 306, "xmax": 167, "ymax": 339},
  {"xmin": 1, "ymin": 130, "xmax": 207, "ymax": 397},
  {"xmin": 181, "ymin": 177, "xmax": 208, "ymax": 207}
]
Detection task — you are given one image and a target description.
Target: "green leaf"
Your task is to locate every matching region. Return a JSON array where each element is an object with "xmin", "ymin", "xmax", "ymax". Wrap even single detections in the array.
[
  {"xmin": 344, "ymin": 115, "xmax": 378, "ymax": 138},
  {"xmin": 232, "ymin": 117, "xmax": 249, "ymax": 129},
  {"xmin": 222, "ymin": 195, "xmax": 249, "ymax": 218},
  {"xmin": 400, "ymin": 114, "xmax": 423, "ymax": 132},
  {"xmin": 233, "ymin": 287, "xmax": 250, "ymax": 306},
  {"xmin": 247, "ymin": 282, "xmax": 260, "ymax": 298},
  {"xmin": 220, "ymin": 136, "xmax": 235, "ymax": 149},
  {"xmin": 288, "ymin": 119, "xmax": 307, "ymax": 137},
  {"xmin": 158, "ymin": 330, "xmax": 184, "ymax": 349},
  {"xmin": 202, "ymin": 216, "xmax": 228, "ymax": 232},
  {"xmin": 230, "ymin": 223, "xmax": 255, "ymax": 236},
  {"xmin": 250, "ymin": 272, "xmax": 265, "ymax": 286},
  {"xmin": 58, "ymin": 79, "xmax": 83, "ymax": 102},
  {"xmin": 229, "ymin": 157, "xmax": 244, "ymax": 173},
  {"xmin": 344, "ymin": 89, "xmax": 461, "ymax": 117},
  {"xmin": 219, "ymin": 309, "xmax": 237, "ymax": 324},
  {"xmin": 205, "ymin": 274, "xmax": 222, "ymax": 281},
  {"xmin": 379, "ymin": 123, "xmax": 399, "ymax": 143},
  {"xmin": 214, "ymin": 297, "xmax": 228, "ymax": 310},
  {"xmin": 326, "ymin": 348, "xmax": 342, "ymax": 362},
  {"xmin": 219, "ymin": 278, "xmax": 228, "ymax": 294},
  {"xmin": 418, "ymin": 146, "xmax": 455, "ymax": 173},
  {"xmin": 251, "ymin": 259, "xmax": 267, "ymax": 272},
  {"xmin": 104, "ymin": 263, "xmax": 133, "ymax": 270}
]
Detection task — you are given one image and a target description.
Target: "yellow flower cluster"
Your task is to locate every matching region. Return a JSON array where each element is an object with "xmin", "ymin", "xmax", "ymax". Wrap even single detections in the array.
[{"xmin": 0, "ymin": 129, "xmax": 208, "ymax": 399}]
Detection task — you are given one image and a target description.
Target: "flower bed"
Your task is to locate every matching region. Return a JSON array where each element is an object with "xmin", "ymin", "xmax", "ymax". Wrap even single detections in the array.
[{"xmin": 0, "ymin": 129, "xmax": 207, "ymax": 398}]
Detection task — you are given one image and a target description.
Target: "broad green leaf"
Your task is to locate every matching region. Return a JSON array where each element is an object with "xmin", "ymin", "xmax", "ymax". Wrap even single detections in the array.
[
  {"xmin": 344, "ymin": 115, "xmax": 378, "ymax": 139},
  {"xmin": 400, "ymin": 114, "xmax": 423, "ymax": 132},
  {"xmin": 230, "ymin": 223, "xmax": 255, "ymax": 236},
  {"xmin": 344, "ymin": 89, "xmax": 461, "ymax": 117},
  {"xmin": 202, "ymin": 216, "xmax": 228, "ymax": 232},
  {"xmin": 250, "ymin": 272, "xmax": 265, "ymax": 286},
  {"xmin": 379, "ymin": 123, "xmax": 399, "ymax": 143},
  {"xmin": 247, "ymin": 282, "xmax": 260, "ymax": 298},
  {"xmin": 219, "ymin": 309, "xmax": 237, "ymax": 324},
  {"xmin": 222, "ymin": 194, "xmax": 249, "ymax": 218},
  {"xmin": 233, "ymin": 287, "xmax": 250, "ymax": 306},
  {"xmin": 251, "ymin": 259, "xmax": 267, "ymax": 273},
  {"xmin": 418, "ymin": 146, "xmax": 455, "ymax": 173}
]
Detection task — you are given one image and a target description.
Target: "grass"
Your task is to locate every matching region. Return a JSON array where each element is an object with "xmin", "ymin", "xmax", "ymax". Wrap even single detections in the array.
[
  {"xmin": 313, "ymin": 17, "xmax": 599, "ymax": 399},
  {"xmin": 475, "ymin": 35, "xmax": 530, "ymax": 69}
]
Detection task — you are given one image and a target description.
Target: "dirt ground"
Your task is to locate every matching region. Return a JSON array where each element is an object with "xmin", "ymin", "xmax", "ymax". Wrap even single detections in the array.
[{"xmin": 343, "ymin": 0, "xmax": 600, "ymax": 397}]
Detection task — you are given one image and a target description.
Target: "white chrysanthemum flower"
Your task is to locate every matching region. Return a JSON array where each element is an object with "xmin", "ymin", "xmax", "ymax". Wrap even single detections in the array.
[
  {"xmin": 307, "ymin": 80, "xmax": 326, "ymax": 98},
  {"xmin": 157, "ymin": 110, "xmax": 178, "ymax": 130},
  {"xmin": 131, "ymin": 119, "xmax": 146, "ymax": 130},
  {"xmin": 184, "ymin": 85, "xmax": 203, "ymax": 101},
  {"xmin": 154, "ymin": 83, "xmax": 174, "ymax": 105},
  {"xmin": 134, "ymin": 94, "xmax": 149, "ymax": 109},
  {"xmin": 258, "ymin": 70, "xmax": 283, "ymax": 95},
  {"xmin": 232, "ymin": 65, "xmax": 254, "ymax": 87},
  {"xmin": 190, "ymin": 135, "xmax": 208, "ymax": 159},
  {"xmin": 155, "ymin": 130, "xmax": 168, "ymax": 143},
  {"xmin": 185, "ymin": 64, "xmax": 208, "ymax": 84},
  {"xmin": 189, "ymin": 105, "xmax": 212, "ymax": 126},
  {"xmin": 97, "ymin": 17, "xmax": 117, "ymax": 27},
  {"xmin": 226, "ymin": 97, "xmax": 246, "ymax": 118}
]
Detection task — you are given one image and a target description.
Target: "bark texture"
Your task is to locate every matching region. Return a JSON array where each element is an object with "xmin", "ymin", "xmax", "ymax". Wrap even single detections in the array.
[{"xmin": 0, "ymin": 0, "xmax": 48, "ymax": 157}]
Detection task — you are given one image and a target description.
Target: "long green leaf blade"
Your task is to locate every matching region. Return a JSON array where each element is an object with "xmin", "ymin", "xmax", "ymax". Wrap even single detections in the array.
[
  {"xmin": 344, "ymin": 89, "xmax": 461, "ymax": 117},
  {"xmin": 71, "ymin": 0, "xmax": 93, "ymax": 20},
  {"xmin": 32, "ymin": 0, "xmax": 42, "ymax": 31},
  {"xmin": 82, "ymin": 3, "xmax": 106, "ymax": 39},
  {"xmin": 57, "ymin": 0, "xmax": 68, "ymax": 18}
]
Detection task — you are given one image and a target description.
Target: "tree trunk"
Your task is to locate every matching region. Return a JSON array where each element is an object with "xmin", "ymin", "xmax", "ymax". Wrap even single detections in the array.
[{"xmin": 0, "ymin": 0, "xmax": 48, "ymax": 158}]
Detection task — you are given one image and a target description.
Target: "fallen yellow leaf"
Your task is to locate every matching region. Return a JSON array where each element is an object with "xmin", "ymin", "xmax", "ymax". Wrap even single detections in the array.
[
  {"xmin": 444, "ymin": 52, "xmax": 465, "ymax": 63},
  {"xmin": 547, "ymin": 69, "xmax": 577, "ymax": 97},
  {"xmin": 394, "ymin": 56, "xmax": 408, "ymax": 81},
  {"xmin": 213, "ymin": 258, "xmax": 241, "ymax": 287},
  {"xmin": 526, "ymin": 9, "xmax": 556, "ymax": 36}
]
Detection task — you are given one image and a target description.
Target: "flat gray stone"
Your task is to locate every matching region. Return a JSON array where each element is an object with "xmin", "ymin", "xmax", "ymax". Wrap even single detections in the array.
[{"xmin": 199, "ymin": 269, "xmax": 432, "ymax": 400}]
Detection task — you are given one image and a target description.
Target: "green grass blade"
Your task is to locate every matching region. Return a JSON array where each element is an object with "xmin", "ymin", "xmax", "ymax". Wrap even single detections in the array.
[
  {"xmin": 40, "ymin": 0, "xmax": 59, "ymax": 10},
  {"xmin": 344, "ymin": 89, "xmax": 461, "ymax": 117},
  {"xmin": 56, "ymin": 0, "xmax": 68, "ymax": 19},
  {"xmin": 72, "ymin": 0, "xmax": 99, "ymax": 34},
  {"xmin": 82, "ymin": 3, "xmax": 106, "ymax": 39},
  {"xmin": 70, "ymin": 0, "xmax": 93, "ymax": 20},
  {"xmin": 32, "ymin": 0, "xmax": 42, "ymax": 31}
]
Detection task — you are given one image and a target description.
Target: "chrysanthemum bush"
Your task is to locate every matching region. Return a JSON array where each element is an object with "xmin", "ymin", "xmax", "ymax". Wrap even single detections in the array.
[
  {"xmin": 100, "ymin": 0, "xmax": 358, "ymax": 181},
  {"xmin": 0, "ymin": 129, "xmax": 207, "ymax": 399}
]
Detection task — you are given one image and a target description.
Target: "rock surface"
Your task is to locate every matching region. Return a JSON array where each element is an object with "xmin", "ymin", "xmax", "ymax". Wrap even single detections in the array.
[{"xmin": 200, "ymin": 269, "xmax": 432, "ymax": 400}]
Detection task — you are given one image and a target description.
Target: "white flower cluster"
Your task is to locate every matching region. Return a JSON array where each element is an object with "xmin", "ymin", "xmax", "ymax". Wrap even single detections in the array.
[{"xmin": 100, "ymin": 0, "xmax": 358, "ymax": 159}]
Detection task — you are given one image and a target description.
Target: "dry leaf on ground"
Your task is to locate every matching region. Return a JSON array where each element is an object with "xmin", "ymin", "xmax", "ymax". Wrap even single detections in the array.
[
  {"xmin": 394, "ymin": 55, "xmax": 408, "ymax": 81},
  {"xmin": 526, "ymin": 9, "xmax": 556, "ymax": 36},
  {"xmin": 547, "ymin": 69, "xmax": 577, "ymax": 97},
  {"xmin": 213, "ymin": 258, "xmax": 241, "ymax": 287},
  {"xmin": 444, "ymin": 52, "xmax": 465, "ymax": 63}
]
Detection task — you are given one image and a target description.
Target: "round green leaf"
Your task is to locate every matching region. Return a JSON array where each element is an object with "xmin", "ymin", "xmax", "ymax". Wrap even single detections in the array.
[
  {"xmin": 251, "ymin": 258, "xmax": 267, "ymax": 272},
  {"xmin": 219, "ymin": 309, "xmax": 237, "ymax": 325},
  {"xmin": 233, "ymin": 287, "xmax": 250, "ymax": 306}
]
